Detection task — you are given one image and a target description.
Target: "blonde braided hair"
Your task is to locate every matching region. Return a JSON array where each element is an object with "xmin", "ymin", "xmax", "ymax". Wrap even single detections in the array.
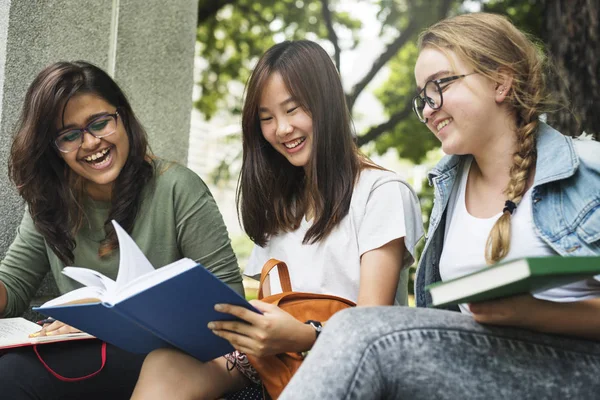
[{"xmin": 419, "ymin": 13, "xmax": 551, "ymax": 264}]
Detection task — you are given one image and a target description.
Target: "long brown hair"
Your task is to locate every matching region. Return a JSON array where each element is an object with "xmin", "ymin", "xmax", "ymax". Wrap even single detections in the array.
[
  {"xmin": 238, "ymin": 40, "xmax": 371, "ymax": 246},
  {"xmin": 419, "ymin": 13, "xmax": 552, "ymax": 263},
  {"xmin": 9, "ymin": 61, "xmax": 153, "ymax": 265}
]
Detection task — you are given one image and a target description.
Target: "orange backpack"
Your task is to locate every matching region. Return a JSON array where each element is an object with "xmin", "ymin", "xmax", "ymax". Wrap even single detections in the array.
[{"xmin": 247, "ymin": 259, "xmax": 355, "ymax": 399}]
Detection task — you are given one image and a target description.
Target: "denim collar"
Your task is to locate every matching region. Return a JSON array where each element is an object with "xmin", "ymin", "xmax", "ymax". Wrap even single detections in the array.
[{"xmin": 427, "ymin": 122, "xmax": 578, "ymax": 187}]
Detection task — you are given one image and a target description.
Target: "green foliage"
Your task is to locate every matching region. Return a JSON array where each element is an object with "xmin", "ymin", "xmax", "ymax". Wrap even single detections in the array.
[
  {"xmin": 407, "ymin": 174, "xmax": 434, "ymax": 296},
  {"xmin": 482, "ymin": 0, "xmax": 544, "ymax": 39},
  {"xmin": 373, "ymin": 43, "xmax": 439, "ymax": 163},
  {"xmin": 230, "ymin": 233, "xmax": 254, "ymax": 271},
  {"xmin": 195, "ymin": 0, "xmax": 361, "ymax": 120}
]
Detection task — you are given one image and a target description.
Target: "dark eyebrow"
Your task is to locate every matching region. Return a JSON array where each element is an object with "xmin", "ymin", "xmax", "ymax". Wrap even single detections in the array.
[
  {"xmin": 59, "ymin": 112, "xmax": 112, "ymax": 132},
  {"xmin": 416, "ymin": 70, "xmax": 454, "ymax": 92},
  {"xmin": 258, "ymin": 97, "xmax": 297, "ymax": 113}
]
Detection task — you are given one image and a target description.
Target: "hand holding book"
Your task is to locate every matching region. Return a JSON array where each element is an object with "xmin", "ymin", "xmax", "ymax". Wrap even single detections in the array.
[
  {"xmin": 34, "ymin": 220, "xmax": 259, "ymax": 362},
  {"xmin": 425, "ymin": 256, "xmax": 600, "ymax": 308},
  {"xmin": 467, "ymin": 293, "xmax": 539, "ymax": 325}
]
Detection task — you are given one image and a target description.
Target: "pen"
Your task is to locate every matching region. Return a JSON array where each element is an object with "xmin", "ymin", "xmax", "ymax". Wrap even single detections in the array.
[{"xmin": 36, "ymin": 318, "xmax": 55, "ymax": 326}]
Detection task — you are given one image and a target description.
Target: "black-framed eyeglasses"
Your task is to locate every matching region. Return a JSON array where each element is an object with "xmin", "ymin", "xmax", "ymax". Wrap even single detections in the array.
[
  {"xmin": 412, "ymin": 73, "xmax": 476, "ymax": 123},
  {"xmin": 55, "ymin": 111, "xmax": 120, "ymax": 153}
]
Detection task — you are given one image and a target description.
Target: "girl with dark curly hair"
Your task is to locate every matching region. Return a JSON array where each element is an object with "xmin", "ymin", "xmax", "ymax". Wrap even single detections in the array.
[{"xmin": 0, "ymin": 61, "xmax": 243, "ymax": 399}]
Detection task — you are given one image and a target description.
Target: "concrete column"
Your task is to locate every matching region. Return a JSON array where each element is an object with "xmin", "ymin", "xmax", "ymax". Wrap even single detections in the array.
[
  {"xmin": 0, "ymin": 0, "xmax": 197, "ymax": 258},
  {"xmin": 115, "ymin": 0, "xmax": 197, "ymax": 160},
  {"xmin": 0, "ymin": 0, "xmax": 198, "ymax": 316}
]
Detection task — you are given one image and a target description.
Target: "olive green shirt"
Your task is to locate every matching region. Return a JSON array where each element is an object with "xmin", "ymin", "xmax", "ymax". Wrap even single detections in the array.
[{"xmin": 0, "ymin": 159, "xmax": 243, "ymax": 317}]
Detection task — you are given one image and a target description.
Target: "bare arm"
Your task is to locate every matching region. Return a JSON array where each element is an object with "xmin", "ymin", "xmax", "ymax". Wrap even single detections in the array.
[
  {"xmin": 357, "ymin": 238, "xmax": 405, "ymax": 306},
  {"xmin": 471, "ymin": 295, "xmax": 600, "ymax": 341},
  {"xmin": 0, "ymin": 280, "xmax": 7, "ymax": 316},
  {"xmin": 524, "ymin": 298, "xmax": 600, "ymax": 340}
]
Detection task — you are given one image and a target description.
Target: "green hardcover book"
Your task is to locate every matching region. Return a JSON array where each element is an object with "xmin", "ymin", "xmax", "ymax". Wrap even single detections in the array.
[{"xmin": 425, "ymin": 256, "xmax": 600, "ymax": 308}]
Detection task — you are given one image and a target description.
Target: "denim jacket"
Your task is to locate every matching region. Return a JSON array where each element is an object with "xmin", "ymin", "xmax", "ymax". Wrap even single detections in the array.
[{"xmin": 415, "ymin": 123, "xmax": 600, "ymax": 308}]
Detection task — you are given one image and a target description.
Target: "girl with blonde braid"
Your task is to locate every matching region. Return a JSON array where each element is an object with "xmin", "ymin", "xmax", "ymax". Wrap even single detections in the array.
[{"xmin": 280, "ymin": 12, "xmax": 600, "ymax": 399}]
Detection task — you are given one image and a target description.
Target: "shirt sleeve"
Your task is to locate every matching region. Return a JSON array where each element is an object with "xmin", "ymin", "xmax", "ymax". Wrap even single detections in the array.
[
  {"xmin": 244, "ymin": 245, "xmax": 268, "ymax": 281},
  {"xmin": 0, "ymin": 211, "xmax": 51, "ymax": 317},
  {"xmin": 358, "ymin": 178, "xmax": 424, "ymax": 269},
  {"xmin": 170, "ymin": 166, "xmax": 244, "ymax": 297}
]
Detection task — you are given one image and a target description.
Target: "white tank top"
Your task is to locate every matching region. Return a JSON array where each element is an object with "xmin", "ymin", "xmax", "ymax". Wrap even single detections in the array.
[{"xmin": 439, "ymin": 157, "xmax": 600, "ymax": 314}]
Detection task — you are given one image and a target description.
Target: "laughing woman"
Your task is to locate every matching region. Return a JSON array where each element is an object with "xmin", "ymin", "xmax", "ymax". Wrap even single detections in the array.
[{"xmin": 0, "ymin": 61, "xmax": 243, "ymax": 399}]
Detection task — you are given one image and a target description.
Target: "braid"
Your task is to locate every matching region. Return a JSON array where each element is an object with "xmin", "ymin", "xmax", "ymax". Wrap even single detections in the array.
[{"xmin": 485, "ymin": 111, "xmax": 539, "ymax": 264}]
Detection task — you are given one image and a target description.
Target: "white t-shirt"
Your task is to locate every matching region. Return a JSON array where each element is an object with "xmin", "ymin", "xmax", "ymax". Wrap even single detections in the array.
[
  {"xmin": 440, "ymin": 157, "xmax": 600, "ymax": 314},
  {"xmin": 244, "ymin": 168, "xmax": 424, "ymax": 304}
]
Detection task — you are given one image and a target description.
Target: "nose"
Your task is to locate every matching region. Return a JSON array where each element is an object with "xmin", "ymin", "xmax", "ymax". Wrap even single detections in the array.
[
  {"xmin": 80, "ymin": 130, "xmax": 101, "ymax": 150},
  {"xmin": 422, "ymin": 102, "xmax": 436, "ymax": 122},
  {"xmin": 276, "ymin": 118, "xmax": 293, "ymax": 138}
]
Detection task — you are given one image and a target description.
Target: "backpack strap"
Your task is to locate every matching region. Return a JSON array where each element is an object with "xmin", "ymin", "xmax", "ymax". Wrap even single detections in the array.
[{"xmin": 258, "ymin": 259, "xmax": 292, "ymax": 299}]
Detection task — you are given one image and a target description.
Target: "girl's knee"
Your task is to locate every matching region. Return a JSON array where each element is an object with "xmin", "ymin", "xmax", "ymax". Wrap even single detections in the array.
[
  {"xmin": 142, "ymin": 349, "xmax": 185, "ymax": 370},
  {"xmin": 143, "ymin": 348, "xmax": 180, "ymax": 368},
  {"xmin": 139, "ymin": 348, "xmax": 191, "ymax": 383}
]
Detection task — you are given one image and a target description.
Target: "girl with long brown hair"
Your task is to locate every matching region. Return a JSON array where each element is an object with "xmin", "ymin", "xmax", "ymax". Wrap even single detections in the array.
[
  {"xmin": 131, "ymin": 40, "xmax": 423, "ymax": 399},
  {"xmin": 0, "ymin": 61, "xmax": 242, "ymax": 399},
  {"xmin": 279, "ymin": 13, "xmax": 600, "ymax": 399}
]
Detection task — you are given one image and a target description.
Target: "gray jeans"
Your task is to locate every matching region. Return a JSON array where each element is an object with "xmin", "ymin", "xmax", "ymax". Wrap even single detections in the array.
[{"xmin": 280, "ymin": 307, "xmax": 600, "ymax": 399}]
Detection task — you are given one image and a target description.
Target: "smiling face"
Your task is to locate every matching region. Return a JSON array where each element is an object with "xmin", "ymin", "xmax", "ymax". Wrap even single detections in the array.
[
  {"xmin": 258, "ymin": 72, "xmax": 314, "ymax": 170},
  {"xmin": 414, "ymin": 47, "xmax": 501, "ymax": 156},
  {"xmin": 57, "ymin": 93, "xmax": 130, "ymax": 201}
]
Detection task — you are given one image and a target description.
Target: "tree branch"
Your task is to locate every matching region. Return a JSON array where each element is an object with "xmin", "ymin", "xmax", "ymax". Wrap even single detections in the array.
[
  {"xmin": 321, "ymin": 0, "xmax": 341, "ymax": 71},
  {"xmin": 198, "ymin": 0, "xmax": 237, "ymax": 25},
  {"xmin": 356, "ymin": 96, "xmax": 414, "ymax": 147},
  {"xmin": 347, "ymin": 0, "xmax": 454, "ymax": 111},
  {"xmin": 346, "ymin": 18, "xmax": 419, "ymax": 110}
]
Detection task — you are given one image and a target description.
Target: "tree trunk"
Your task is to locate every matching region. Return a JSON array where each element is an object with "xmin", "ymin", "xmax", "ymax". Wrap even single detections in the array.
[{"xmin": 544, "ymin": 0, "xmax": 600, "ymax": 139}]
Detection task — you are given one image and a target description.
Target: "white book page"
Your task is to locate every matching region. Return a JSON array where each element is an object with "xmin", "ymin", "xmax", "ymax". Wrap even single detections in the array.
[
  {"xmin": 0, "ymin": 318, "xmax": 40, "ymax": 346},
  {"xmin": 50, "ymin": 221, "xmax": 193, "ymax": 307},
  {"xmin": 29, "ymin": 331, "xmax": 94, "ymax": 343},
  {"xmin": 40, "ymin": 286, "xmax": 105, "ymax": 307},
  {"xmin": 112, "ymin": 221, "xmax": 156, "ymax": 293},
  {"xmin": 0, "ymin": 318, "xmax": 94, "ymax": 347},
  {"xmin": 108, "ymin": 258, "xmax": 197, "ymax": 304},
  {"xmin": 62, "ymin": 267, "xmax": 116, "ymax": 293}
]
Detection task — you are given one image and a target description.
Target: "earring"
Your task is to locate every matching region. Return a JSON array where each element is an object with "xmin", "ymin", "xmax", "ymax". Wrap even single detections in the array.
[{"xmin": 499, "ymin": 86, "xmax": 505, "ymax": 94}]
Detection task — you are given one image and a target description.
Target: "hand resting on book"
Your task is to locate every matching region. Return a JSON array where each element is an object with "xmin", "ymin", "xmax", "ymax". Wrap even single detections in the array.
[
  {"xmin": 468, "ymin": 293, "xmax": 538, "ymax": 327},
  {"xmin": 32, "ymin": 320, "xmax": 82, "ymax": 337}
]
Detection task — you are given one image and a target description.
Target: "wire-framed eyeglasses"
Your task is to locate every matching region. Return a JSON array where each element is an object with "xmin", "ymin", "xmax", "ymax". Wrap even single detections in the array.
[
  {"xmin": 412, "ymin": 73, "xmax": 476, "ymax": 123},
  {"xmin": 55, "ymin": 111, "xmax": 120, "ymax": 153}
]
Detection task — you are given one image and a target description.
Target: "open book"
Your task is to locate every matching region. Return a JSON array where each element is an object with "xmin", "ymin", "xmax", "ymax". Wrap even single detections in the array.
[
  {"xmin": 0, "ymin": 317, "xmax": 93, "ymax": 351},
  {"xmin": 35, "ymin": 221, "xmax": 257, "ymax": 362},
  {"xmin": 425, "ymin": 256, "xmax": 600, "ymax": 308}
]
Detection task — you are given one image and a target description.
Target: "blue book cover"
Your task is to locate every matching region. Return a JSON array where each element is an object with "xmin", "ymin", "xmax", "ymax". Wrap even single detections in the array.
[{"xmin": 34, "ymin": 221, "xmax": 258, "ymax": 362}]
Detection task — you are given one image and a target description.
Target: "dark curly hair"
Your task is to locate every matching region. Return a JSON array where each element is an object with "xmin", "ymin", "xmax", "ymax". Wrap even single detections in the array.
[{"xmin": 9, "ymin": 61, "xmax": 154, "ymax": 265}]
